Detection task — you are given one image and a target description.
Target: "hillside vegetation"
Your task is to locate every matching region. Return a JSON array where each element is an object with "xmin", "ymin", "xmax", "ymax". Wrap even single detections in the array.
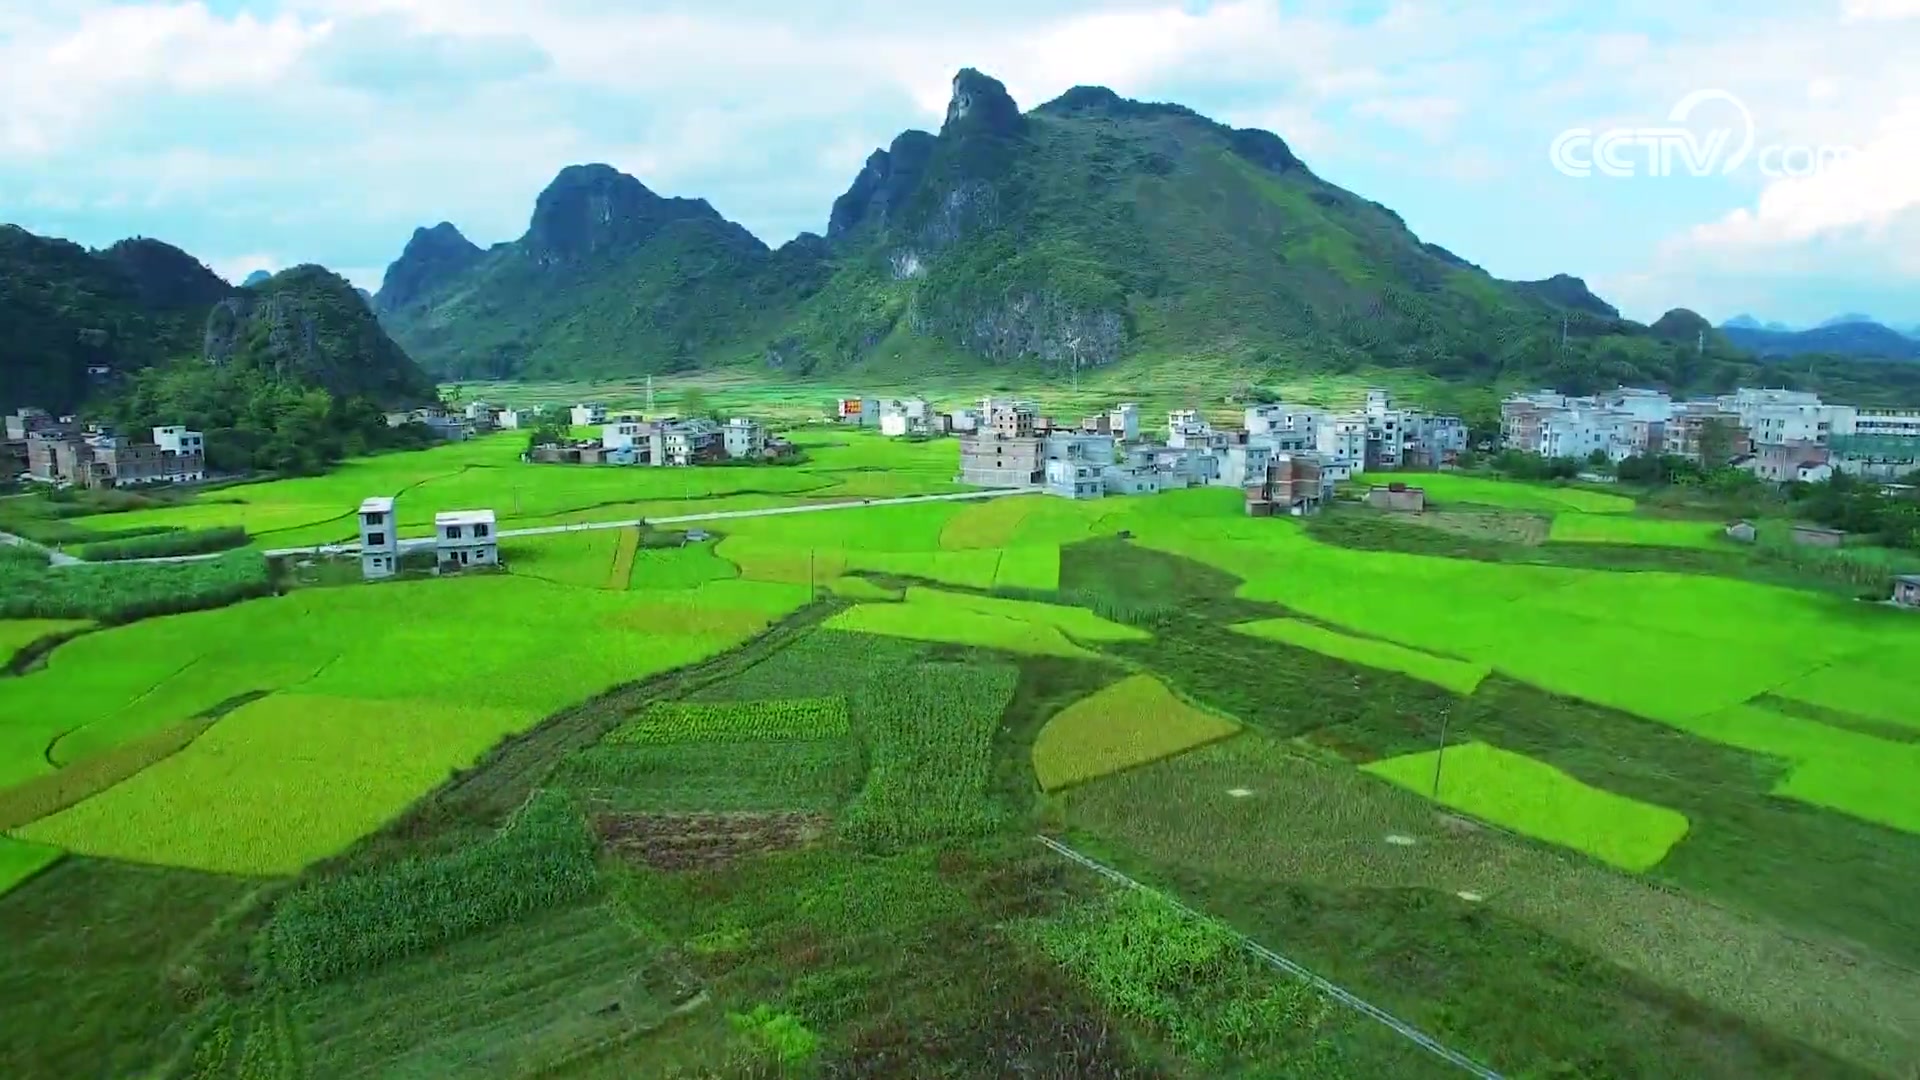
[{"xmin": 374, "ymin": 69, "xmax": 1920, "ymax": 405}]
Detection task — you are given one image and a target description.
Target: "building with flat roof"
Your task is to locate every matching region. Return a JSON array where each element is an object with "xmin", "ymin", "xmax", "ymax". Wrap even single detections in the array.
[
  {"xmin": 358, "ymin": 496, "xmax": 398, "ymax": 579},
  {"xmin": 434, "ymin": 509, "xmax": 497, "ymax": 572}
]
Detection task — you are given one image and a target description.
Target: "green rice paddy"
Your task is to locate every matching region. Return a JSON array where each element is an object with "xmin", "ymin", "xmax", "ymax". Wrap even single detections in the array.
[
  {"xmin": 8, "ymin": 430, "xmax": 1920, "ymax": 1078},
  {"xmin": 1230, "ymin": 617, "xmax": 1490, "ymax": 695},
  {"xmin": 1363, "ymin": 741, "xmax": 1692, "ymax": 871}
]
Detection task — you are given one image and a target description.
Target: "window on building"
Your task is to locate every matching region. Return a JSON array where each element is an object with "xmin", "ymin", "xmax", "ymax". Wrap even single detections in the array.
[
  {"xmin": 475, "ymin": 523, "xmax": 490, "ymax": 538},
  {"xmin": 444, "ymin": 526, "xmax": 459, "ymax": 540},
  {"xmin": 367, "ymin": 532, "xmax": 386, "ymax": 546}
]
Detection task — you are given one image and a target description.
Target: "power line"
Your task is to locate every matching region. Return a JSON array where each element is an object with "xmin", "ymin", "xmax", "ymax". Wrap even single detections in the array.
[{"xmin": 1035, "ymin": 834, "xmax": 1506, "ymax": 1080}]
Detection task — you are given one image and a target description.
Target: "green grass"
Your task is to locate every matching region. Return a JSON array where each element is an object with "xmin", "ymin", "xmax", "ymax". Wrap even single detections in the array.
[
  {"xmin": 0, "ymin": 858, "xmax": 258, "ymax": 1079},
  {"xmin": 1031, "ymin": 673, "xmax": 1240, "ymax": 792},
  {"xmin": 0, "ymin": 618, "xmax": 88, "ymax": 664},
  {"xmin": 1363, "ymin": 741, "xmax": 1692, "ymax": 871},
  {"xmin": 1548, "ymin": 514, "xmax": 1729, "ymax": 549},
  {"xmin": 1230, "ymin": 617, "xmax": 1490, "ymax": 695},
  {"xmin": 0, "ymin": 836, "xmax": 62, "ymax": 897}
]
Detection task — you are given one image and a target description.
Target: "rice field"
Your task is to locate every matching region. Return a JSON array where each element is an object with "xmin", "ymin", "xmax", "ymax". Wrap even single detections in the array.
[
  {"xmin": 42, "ymin": 428, "xmax": 970, "ymax": 550},
  {"xmin": 1383, "ymin": 473, "xmax": 1636, "ymax": 515},
  {"xmin": 1128, "ymin": 488, "xmax": 1920, "ymax": 832},
  {"xmin": 1547, "ymin": 514, "xmax": 1729, "ymax": 549},
  {"xmin": 0, "ymin": 619, "xmax": 88, "ymax": 664},
  {"xmin": 1362, "ymin": 741, "xmax": 1692, "ymax": 871},
  {"xmin": 0, "ymin": 837, "xmax": 61, "ymax": 898},
  {"xmin": 1031, "ymin": 674, "xmax": 1240, "ymax": 792},
  {"xmin": 0, "ymin": 573, "xmax": 811, "ymax": 871},
  {"xmin": 825, "ymin": 586, "xmax": 1149, "ymax": 658},
  {"xmin": 1229, "ymin": 617, "xmax": 1490, "ymax": 695}
]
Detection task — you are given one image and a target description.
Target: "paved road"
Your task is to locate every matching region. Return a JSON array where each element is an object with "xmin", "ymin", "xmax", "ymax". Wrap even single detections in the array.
[
  {"xmin": 83, "ymin": 487, "xmax": 1038, "ymax": 564},
  {"xmin": 1, "ymin": 529, "xmax": 81, "ymax": 566}
]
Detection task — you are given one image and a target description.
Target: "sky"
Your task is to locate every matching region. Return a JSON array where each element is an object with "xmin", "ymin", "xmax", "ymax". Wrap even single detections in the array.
[{"xmin": 2, "ymin": 0, "xmax": 1917, "ymax": 328}]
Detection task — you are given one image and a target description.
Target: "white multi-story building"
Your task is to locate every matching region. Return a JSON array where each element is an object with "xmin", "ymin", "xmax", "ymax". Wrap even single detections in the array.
[
  {"xmin": 152, "ymin": 425, "xmax": 203, "ymax": 457},
  {"xmin": 434, "ymin": 509, "xmax": 497, "ymax": 572},
  {"xmin": 570, "ymin": 403, "xmax": 607, "ymax": 427},
  {"xmin": 1536, "ymin": 409, "xmax": 1635, "ymax": 461},
  {"xmin": 358, "ymin": 496, "xmax": 398, "ymax": 580},
  {"xmin": 603, "ymin": 419, "xmax": 650, "ymax": 452},
  {"xmin": 723, "ymin": 418, "xmax": 764, "ymax": 459},
  {"xmin": 1316, "ymin": 416, "xmax": 1367, "ymax": 473},
  {"xmin": 1167, "ymin": 409, "xmax": 1211, "ymax": 448},
  {"xmin": 1108, "ymin": 403, "xmax": 1140, "ymax": 442}
]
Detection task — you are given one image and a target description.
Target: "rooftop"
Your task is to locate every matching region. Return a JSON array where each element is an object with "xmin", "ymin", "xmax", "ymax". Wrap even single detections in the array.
[
  {"xmin": 359, "ymin": 496, "xmax": 395, "ymax": 514},
  {"xmin": 1898, "ymin": 574, "xmax": 1920, "ymax": 584},
  {"xmin": 435, "ymin": 509, "xmax": 496, "ymax": 527}
]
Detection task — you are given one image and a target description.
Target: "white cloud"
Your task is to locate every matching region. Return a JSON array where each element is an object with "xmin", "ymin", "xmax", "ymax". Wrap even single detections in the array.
[
  {"xmin": 208, "ymin": 253, "xmax": 281, "ymax": 283},
  {"xmin": 1353, "ymin": 95, "xmax": 1463, "ymax": 140},
  {"xmin": 1841, "ymin": 0, "xmax": 1920, "ymax": 21}
]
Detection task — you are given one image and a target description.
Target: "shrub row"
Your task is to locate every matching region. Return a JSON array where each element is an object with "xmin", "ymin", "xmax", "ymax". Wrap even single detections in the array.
[
  {"xmin": 75, "ymin": 526, "xmax": 249, "ymax": 562},
  {"xmin": 0, "ymin": 548, "xmax": 273, "ymax": 622}
]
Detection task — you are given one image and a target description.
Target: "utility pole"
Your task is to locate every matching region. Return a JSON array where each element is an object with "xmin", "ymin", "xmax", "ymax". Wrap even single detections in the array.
[
  {"xmin": 1066, "ymin": 335, "xmax": 1083, "ymax": 394},
  {"xmin": 1430, "ymin": 707, "xmax": 1453, "ymax": 799},
  {"xmin": 808, "ymin": 550, "xmax": 815, "ymax": 595},
  {"xmin": 1560, "ymin": 313, "xmax": 1569, "ymax": 351}
]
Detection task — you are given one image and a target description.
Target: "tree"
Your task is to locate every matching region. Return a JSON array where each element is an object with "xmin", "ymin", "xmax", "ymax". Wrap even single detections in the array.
[
  {"xmin": 679, "ymin": 387, "xmax": 710, "ymax": 419},
  {"xmin": 1696, "ymin": 417, "xmax": 1737, "ymax": 467}
]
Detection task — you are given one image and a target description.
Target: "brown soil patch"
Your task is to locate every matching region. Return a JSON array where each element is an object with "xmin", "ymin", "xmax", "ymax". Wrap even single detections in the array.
[{"xmin": 593, "ymin": 810, "xmax": 828, "ymax": 870}]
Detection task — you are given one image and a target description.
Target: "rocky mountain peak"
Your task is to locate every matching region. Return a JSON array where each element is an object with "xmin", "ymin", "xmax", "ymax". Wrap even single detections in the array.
[
  {"xmin": 524, "ymin": 163, "xmax": 742, "ymax": 267},
  {"xmin": 99, "ymin": 237, "xmax": 232, "ymax": 312},
  {"xmin": 943, "ymin": 68, "xmax": 1023, "ymax": 137},
  {"xmin": 375, "ymin": 220, "xmax": 485, "ymax": 314},
  {"xmin": 827, "ymin": 130, "xmax": 937, "ymax": 239}
]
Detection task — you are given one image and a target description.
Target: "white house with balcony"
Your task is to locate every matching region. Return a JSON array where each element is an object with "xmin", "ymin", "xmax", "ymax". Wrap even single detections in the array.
[
  {"xmin": 434, "ymin": 509, "xmax": 497, "ymax": 572},
  {"xmin": 358, "ymin": 496, "xmax": 398, "ymax": 579}
]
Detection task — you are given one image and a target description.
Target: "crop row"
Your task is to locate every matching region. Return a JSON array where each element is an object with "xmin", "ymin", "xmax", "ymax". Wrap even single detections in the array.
[
  {"xmin": 266, "ymin": 789, "xmax": 598, "ymax": 987},
  {"xmin": 606, "ymin": 698, "xmax": 851, "ymax": 744},
  {"xmin": 0, "ymin": 546, "xmax": 272, "ymax": 622},
  {"xmin": 840, "ymin": 662, "xmax": 1020, "ymax": 851}
]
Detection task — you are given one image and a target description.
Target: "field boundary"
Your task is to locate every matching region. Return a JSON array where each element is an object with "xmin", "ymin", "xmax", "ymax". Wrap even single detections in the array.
[{"xmin": 1035, "ymin": 833, "xmax": 1505, "ymax": 1079}]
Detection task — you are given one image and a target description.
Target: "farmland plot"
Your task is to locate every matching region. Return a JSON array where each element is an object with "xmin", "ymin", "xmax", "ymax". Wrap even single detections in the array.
[
  {"xmin": 826, "ymin": 587, "xmax": 1149, "ymax": 658},
  {"xmin": 607, "ymin": 699, "xmax": 851, "ymax": 744},
  {"xmin": 1363, "ymin": 741, "xmax": 1691, "ymax": 871},
  {"xmin": 1031, "ymin": 674, "xmax": 1240, "ymax": 792}
]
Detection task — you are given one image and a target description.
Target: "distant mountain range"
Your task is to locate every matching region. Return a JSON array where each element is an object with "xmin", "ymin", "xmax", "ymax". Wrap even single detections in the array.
[
  {"xmin": 0, "ymin": 225, "xmax": 432, "ymax": 414},
  {"xmin": 1720, "ymin": 313, "xmax": 1920, "ymax": 361},
  {"xmin": 370, "ymin": 67, "xmax": 1758, "ymax": 395}
]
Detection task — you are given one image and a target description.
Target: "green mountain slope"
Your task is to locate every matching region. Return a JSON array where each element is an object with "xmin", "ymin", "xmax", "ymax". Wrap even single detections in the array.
[
  {"xmin": 376, "ymin": 165, "xmax": 829, "ymax": 380},
  {"xmin": 0, "ymin": 227, "xmax": 233, "ymax": 412},
  {"xmin": 206, "ymin": 265, "xmax": 436, "ymax": 406},
  {"xmin": 373, "ymin": 68, "xmax": 1920, "ymax": 403}
]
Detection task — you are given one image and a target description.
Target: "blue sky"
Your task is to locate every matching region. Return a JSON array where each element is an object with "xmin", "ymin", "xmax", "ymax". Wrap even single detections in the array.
[{"xmin": 3, "ymin": 0, "xmax": 1916, "ymax": 327}]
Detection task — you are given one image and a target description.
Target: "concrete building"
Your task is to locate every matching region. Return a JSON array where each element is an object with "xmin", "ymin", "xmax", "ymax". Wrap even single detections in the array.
[
  {"xmin": 1215, "ymin": 441, "xmax": 1275, "ymax": 488},
  {"xmin": 603, "ymin": 419, "xmax": 654, "ymax": 453},
  {"xmin": 724, "ymin": 418, "xmax": 765, "ymax": 459},
  {"xmin": 1366, "ymin": 484, "xmax": 1427, "ymax": 512},
  {"xmin": 658, "ymin": 417, "xmax": 722, "ymax": 466},
  {"xmin": 1895, "ymin": 575, "xmax": 1920, "ymax": 609},
  {"xmin": 498, "ymin": 408, "xmax": 529, "ymax": 430},
  {"xmin": 358, "ymin": 496, "xmax": 398, "ymax": 579},
  {"xmin": 957, "ymin": 399, "xmax": 1044, "ymax": 487},
  {"xmin": 1167, "ymin": 409, "xmax": 1211, "ymax": 448},
  {"xmin": 948, "ymin": 408, "xmax": 981, "ymax": 433},
  {"xmin": 1244, "ymin": 454, "xmax": 1331, "ymax": 516},
  {"xmin": 435, "ymin": 509, "xmax": 497, "ymax": 571},
  {"xmin": 1108, "ymin": 403, "xmax": 1140, "ymax": 441},
  {"xmin": 1830, "ymin": 405, "xmax": 1920, "ymax": 479},
  {"xmin": 5, "ymin": 408, "xmax": 55, "ymax": 441},
  {"xmin": 836, "ymin": 397, "xmax": 878, "ymax": 427},
  {"xmin": 1791, "ymin": 525, "xmax": 1847, "ymax": 549},
  {"xmin": 1316, "ymin": 416, "xmax": 1367, "ymax": 474},
  {"xmin": 1044, "ymin": 457, "xmax": 1104, "ymax": 499},
  {"xmin": 570, "ymin": 403, "xmax": 608, "ymax": 427}
]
